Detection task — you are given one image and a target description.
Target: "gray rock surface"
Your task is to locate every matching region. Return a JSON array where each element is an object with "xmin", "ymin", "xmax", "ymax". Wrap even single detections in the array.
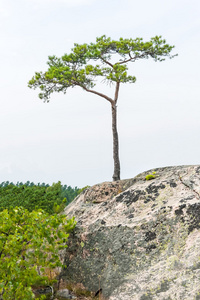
[
  {"xmin": 56, "ymin": 288, "xmax": 77, "ymax": 299},
  {"xmin": 62, "ymin": 165, "xmax": 200, "ymax": 299}
]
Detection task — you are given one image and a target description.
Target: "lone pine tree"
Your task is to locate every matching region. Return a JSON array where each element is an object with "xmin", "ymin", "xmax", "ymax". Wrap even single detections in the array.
[{"xmin": 28, "ymin": 35, "xmax": 177, "ymax": 181}]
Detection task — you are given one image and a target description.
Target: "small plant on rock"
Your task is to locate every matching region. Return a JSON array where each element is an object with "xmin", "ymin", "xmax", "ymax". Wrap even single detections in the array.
[{"xmin": 145, "ymin": 171, "xmax": 157, "ymax": 181}]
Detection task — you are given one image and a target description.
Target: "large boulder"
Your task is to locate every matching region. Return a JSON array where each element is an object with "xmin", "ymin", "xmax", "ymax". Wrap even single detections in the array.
[{"xmin": 61, "ymin": 165, "xmax": 200, "ymax": 299}]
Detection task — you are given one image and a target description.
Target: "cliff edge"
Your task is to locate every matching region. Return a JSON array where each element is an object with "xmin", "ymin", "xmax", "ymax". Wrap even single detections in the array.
[{"xmin": 62, "ymin": 165, "xmax": 200, "ymax": 299}]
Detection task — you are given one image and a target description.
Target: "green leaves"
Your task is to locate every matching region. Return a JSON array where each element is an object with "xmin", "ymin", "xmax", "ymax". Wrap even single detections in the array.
[
  {"xmin": 0, "ymin": 181, "xmax": 81, "ymax": 214},
  {"xmin": 28, "ymin": 34, "xmax": 177, "ymax": 102},
  {"xmin": 0, "ymin": 207, "xmax": 76, "ymax": 299},
  {"xmin": 145, "ymin": 171, "xmax": 157, "ymax": 180}
]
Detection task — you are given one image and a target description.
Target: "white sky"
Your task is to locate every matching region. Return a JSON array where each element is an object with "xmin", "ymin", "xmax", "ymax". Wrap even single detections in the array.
[{"xmin": 0, "ymin": 0, "xmax": 200, "ymax": 187}]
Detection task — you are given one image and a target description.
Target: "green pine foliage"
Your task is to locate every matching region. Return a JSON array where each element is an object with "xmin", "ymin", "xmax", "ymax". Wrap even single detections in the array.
[
  {"xmin": 0, "ymin": 181, "xmax": 81, "ymax": 214},
  {"xmin": 0, "ymin": 207, "xmax": 76, "ymax": 299},
  {"xmin": 28, "ymin": 35, "xmax": 177, "ymax": 102},
  {"xmin": 28, "ymin": 35, "xmax": 177, "ymax": 181}
]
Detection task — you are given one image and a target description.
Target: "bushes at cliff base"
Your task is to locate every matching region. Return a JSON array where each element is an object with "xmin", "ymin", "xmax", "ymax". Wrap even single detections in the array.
[{"xmin": 0, "ymin": 207, "xmax": 76, "ymax": 300}]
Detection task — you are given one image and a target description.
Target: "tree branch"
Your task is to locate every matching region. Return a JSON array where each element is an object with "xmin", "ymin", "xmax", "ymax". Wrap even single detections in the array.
[
  {"xmin": 100, "ymin": 55, "xmax": 114, "ymax": 68},
  {"xmin": 117, "ymin": 52, "xmax": 135, "ymax": 65},
  {"xmin": 117, "ymin": 52, "xmax": 148, "ymax": 65},
  {"xmin": 80, "ymin": 85, "xmax": 114, "ymax": 105}
]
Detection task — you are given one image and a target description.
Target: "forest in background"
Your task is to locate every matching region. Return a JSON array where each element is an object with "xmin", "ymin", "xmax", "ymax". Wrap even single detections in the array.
[{"xmin": 0, "ymin": 181, "xmax": 81, "ymax": 214}]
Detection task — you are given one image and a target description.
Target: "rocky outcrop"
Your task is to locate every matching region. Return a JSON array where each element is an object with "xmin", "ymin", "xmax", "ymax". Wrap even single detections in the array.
[{"xmin": 62, "ymin": 165, "xmax": 200, "ymax": 299}]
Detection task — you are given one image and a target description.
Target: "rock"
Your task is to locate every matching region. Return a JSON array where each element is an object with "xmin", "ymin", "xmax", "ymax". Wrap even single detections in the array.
[
  {"xmin": 56, "ymin": 289, "xmax": 70, "ymax": 297},
  {"xmin": 61, "ymin": 165, "xmax": 200, "ymax": 299},
  {"xmin": 56, "ymin": 288, "xmax": 77, "ymax": 299},
  {"xmin": 33, "ymin": 286, "xmax": 53, "ymax": 298}
]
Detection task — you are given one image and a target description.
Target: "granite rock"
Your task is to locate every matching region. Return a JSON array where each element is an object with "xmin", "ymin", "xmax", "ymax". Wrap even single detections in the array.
[{"xmin": 62, "ymin": 165, "xmax": 200, "ymax": 300}]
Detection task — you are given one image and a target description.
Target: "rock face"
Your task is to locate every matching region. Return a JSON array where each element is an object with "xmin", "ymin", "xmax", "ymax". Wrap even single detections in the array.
[
  {"xmin": 56, "ymin": 289, "xmax": 77, "ymax": 299},
  {"xmin": 62, "ymin": 165, "xmax": 200, "ymax": 300}
]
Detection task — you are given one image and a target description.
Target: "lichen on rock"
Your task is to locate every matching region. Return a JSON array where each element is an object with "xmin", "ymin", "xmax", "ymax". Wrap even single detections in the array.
[{"xmin": 61, "ymin": 165, "xmax": 200, "ymax": 299}]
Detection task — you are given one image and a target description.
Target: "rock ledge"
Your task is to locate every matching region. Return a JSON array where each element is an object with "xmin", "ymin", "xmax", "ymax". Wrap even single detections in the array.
[{"xmin": 62, "ymin": 165, "xmax": 200, "ymax": 300}]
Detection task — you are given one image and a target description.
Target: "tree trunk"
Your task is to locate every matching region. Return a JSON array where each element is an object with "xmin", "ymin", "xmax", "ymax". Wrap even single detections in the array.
[
  {"xmin": 84, "ymin": 81, "xmax": 121, "ymax": 181},
  {"xmin": 111, "ymin": 103, "xmax": 120, "ymax": 181}
]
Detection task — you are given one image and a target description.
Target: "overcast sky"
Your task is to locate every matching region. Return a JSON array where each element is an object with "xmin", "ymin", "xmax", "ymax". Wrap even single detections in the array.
[{"xmin": 0, "ymin": 0, "xmax": 200, "ymax": 187}]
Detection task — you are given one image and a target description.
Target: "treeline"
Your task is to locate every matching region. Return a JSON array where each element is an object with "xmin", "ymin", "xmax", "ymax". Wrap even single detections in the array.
[{"xmin": 0, "ymin": 181, "xmax": 81, "ymax": 214}]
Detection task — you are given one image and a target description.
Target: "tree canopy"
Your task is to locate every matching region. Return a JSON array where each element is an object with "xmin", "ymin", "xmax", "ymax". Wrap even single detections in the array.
[
  {"xmin": 29, "ymin": 35, "xmax": 176, "ymax": 102},
  {"xmin": 29, "ymin": 35, "xmax": 177, "ymax": 181}
]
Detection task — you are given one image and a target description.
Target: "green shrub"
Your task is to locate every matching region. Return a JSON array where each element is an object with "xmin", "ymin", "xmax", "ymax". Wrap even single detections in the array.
[
  {"xmin": 145, "ymin": 171, "xmax": 157, "ymax": 181},
  {"xmin": 0, "ymin": 207, "xmax": 76, "ymax": 300}
]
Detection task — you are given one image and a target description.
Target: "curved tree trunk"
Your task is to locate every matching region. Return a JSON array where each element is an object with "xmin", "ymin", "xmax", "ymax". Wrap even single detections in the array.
[
  {"xmin": 84, "ymin": 81, "xmax": 121, "ymax": 181},
  {"xmin": 111, "ymin": 103, "xmax": 120, "ymax": 181}
]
